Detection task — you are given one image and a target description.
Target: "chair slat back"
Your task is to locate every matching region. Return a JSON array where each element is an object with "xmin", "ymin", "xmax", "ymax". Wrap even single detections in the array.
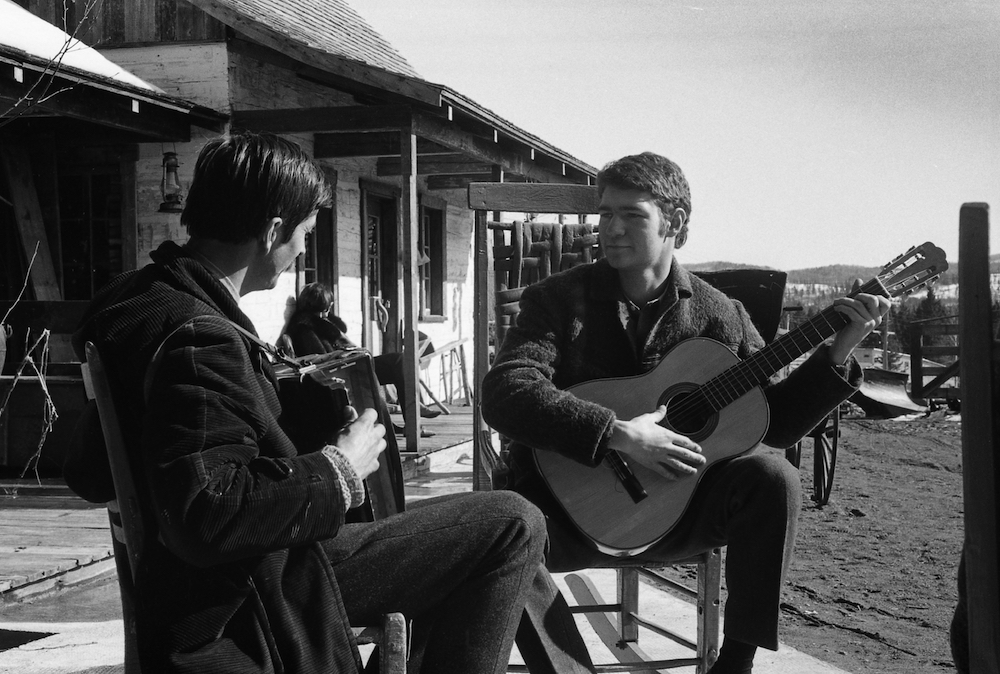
[
  {"xmin": 85, "ymin": 341, "xmax": 147, "ymax": 584},
  {"xmin": 692, "ymin": 268, "xmax": 788, "ymax": 344}
]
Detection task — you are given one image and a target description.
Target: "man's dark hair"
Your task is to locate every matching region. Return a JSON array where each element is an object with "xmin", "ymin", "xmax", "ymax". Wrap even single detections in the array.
[
  {"xmin": 596, "ymin": 152, "xmax": 692, "ymax": 218},
  {"xmin": 182, "ymin": 131, "xmax": 332, "ymax": 243}
]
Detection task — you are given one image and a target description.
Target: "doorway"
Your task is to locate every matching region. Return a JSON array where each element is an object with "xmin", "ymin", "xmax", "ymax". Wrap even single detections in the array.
[{"xmin": 362, "ymin": 189, "xmax": 399, "ymax": 354}]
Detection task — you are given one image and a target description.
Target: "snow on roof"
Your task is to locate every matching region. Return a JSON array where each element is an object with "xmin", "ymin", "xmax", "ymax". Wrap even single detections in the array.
[{"xmin": 0, "ymin": 0, "xmax": 162, "ymax": 93}]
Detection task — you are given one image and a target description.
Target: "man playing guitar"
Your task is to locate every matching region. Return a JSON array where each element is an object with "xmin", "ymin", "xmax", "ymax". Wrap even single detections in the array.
[{"xmin": 483, "ymin": 152, "xmax": 891, "ymax": 674}]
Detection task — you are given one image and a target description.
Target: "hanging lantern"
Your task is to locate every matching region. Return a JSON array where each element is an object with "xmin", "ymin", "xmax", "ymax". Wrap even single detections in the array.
[{"xmin": 159, "ymin": 151, "xmax": 184, "ymax": 213}]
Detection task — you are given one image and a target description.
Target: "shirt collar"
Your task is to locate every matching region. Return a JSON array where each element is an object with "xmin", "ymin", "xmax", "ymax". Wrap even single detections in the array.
[
  {"xmin": 184, "ymin": 246, "xmax": 241, "ymax": 303},
  {"xmin": 590, "ymin": 257, "xmax": 694, "ymax": 307}
]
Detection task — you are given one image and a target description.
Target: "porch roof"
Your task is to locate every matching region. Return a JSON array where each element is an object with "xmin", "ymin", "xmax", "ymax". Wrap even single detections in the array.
[
  {"xmin": 194, "ymin": 0, "xmax": 596, "ymax": 185},
  {"xmin": 0, "ymin": 0, "xmax": 226, "ymax": 142},
  {"xmin": 192, "ymin": 0, "xmax": 420, "ymax": 79}
]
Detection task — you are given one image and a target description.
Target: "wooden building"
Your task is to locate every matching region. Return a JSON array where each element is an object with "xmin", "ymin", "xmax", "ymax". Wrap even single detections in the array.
[
  {"xmin": 1, "ymin": 0, "xmax": 596, "ymax": 460},
  {"xmin": 0, "ymin": 0, "xmax": 224, "ymax": 472}
]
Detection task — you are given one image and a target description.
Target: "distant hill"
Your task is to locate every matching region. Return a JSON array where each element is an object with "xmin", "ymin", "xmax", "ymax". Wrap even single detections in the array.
[
  {"xmin": 684, "ymin": 261, "xmax": 776, "ymax": 272},
  {"xmin": 686, "ymin": 261, "xmax": 878, "ymax": 287},
  {"xmin": 686, "ymin": 254, "xmax": 982, "ymax": 289},
  {"xmin": 785, "ymin": 264, "xmax": 882, "ymax": 287}
]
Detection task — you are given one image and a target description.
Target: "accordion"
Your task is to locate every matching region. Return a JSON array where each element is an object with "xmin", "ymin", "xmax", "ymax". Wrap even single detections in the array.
[{"xmin": 272, "ymin": 348, "xmax": 403, "ymax": 520}]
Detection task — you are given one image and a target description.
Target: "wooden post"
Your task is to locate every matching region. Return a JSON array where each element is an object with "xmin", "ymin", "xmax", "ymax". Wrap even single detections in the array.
[
  {"xmin": 957, "ymin": 202, "xmax": 1000, "ymax": 673},
  {"xmin": 360, "ymin": 193, "xmax": 372, "ymax": 351},
  {"xmin": 399, "ymin": 124, "xmax": 421, "ymax": 452},
  {"xmin": 0, "ymin": 147, "xmax": 62, "ymax": 300},
  {"xmin": 471, "ymin": 166, "xmax": 503, "ymax": 491},
  {"xmin": 881, "ymin": 320, "xmax": 889, "ymax": 371},
  {"xmin": 910, "ymin": 332, "xmax": 925, "ymax": 398}
]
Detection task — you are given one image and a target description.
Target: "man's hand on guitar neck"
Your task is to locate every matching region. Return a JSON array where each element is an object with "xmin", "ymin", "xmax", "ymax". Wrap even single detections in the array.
[
  {"xmin": 331, "ymin": 407, "xmax": 387, "ymax": 480},
  {"xmin": 828, "ymin": 280, "xmax": 892, "ymax": 366},
  {"xmin": 609, "ymin": 406, "xmax": 705, "ymax": 481}
]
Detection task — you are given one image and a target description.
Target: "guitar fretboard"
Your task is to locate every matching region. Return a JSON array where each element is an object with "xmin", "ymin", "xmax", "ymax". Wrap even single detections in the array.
[{"xmin": 699, "ymin": 277, "xmax": 885, "ymax": 411}]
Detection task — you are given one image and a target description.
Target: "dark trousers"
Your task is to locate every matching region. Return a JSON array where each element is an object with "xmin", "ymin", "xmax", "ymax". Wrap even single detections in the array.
[
  {"xmin": 373, "ymin": 352, "xmax": 408, "ymax": 412},
  {"xmin": 323, "ymin": 490, "xmax": 594, "ymax": 674},
  {"xmin": 516, "ymin": 452, "xmax": 801, "ymax": 651}
]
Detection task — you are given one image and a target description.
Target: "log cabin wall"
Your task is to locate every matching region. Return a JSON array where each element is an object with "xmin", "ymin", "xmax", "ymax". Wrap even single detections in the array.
[
  {"xmin": 97, "ymin": 40, "xmax": 477, "ymax": 350},
  {"xmin": 18, "ymin": 0, "xmax": 476, "ymax": 357},
  {"xmin": 98, "ymin": 43, "xmax": 229, "ymax": 279},
  {"xmin": 15, "ymin": 0, "xmax": 227, "ymax": 46},
  {"xmin": 226, "ymin": 48, "xmax": 369, "ymax": 340},
  {"xmin": 223, "ymin": 48, "xmax": 477, "ymax": 349}
]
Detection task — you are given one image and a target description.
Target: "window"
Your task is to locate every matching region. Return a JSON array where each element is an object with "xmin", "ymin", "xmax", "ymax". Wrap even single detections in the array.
[
  {"xmin": 58, "ymin": 166, "xmax": 123, "ymax": 300},
  {"xmin": 298, "ymin": 169, "xmax": 337, "ymax": 304},
  {"xmin": 418, "ymin": 202, "xmax": 445, "ymax": 318},
  {"xmin": 301, "ymin": 207, "xmax": 336, "ymax": 286}
]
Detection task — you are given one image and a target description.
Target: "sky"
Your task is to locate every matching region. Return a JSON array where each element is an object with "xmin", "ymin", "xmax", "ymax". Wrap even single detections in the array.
[{"xmin": 359, "ymin": 0, "xmax": 999, "ymax": 271}]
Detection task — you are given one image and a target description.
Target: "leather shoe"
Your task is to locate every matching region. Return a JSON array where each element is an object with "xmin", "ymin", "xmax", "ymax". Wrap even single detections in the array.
[
  {"xmin": 420, "ymin": 405, "xmax": 442, "ymax": 419},
  {"xmin": 393, "ymin": 423, "xmax": 435, "ymax": 439}
]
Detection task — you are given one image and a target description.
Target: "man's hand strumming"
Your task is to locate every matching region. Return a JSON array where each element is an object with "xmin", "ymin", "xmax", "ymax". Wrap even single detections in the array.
[{"xmin": 611, "ymin": 406, "xmax": 705, "ymax": 481}]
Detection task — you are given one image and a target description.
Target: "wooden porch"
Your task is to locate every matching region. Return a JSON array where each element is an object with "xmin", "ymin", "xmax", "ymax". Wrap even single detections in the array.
[
  {"xmin": 0, "ymin": 403, "xmax": 479, "ymax": 599},
  {"xmin": 0, "ymin": 416, "xmax": 858, "ymax": 674}
]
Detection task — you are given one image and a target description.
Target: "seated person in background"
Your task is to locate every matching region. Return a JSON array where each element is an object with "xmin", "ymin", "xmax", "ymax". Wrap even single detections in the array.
[
  {"xmin": 482, "ymin": 151, "xmax": 890, "ymax": 674},
  {"xmin": 64, "ymin": 131, "xmax": 593, "ymax": 674},
  {"xmin": 282, "ymin": 282, "xmax": 440, "ymax": 436}
]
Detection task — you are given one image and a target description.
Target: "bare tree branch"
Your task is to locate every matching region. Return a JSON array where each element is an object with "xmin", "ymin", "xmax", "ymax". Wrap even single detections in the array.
[{"xmin": 0, "ymin": 0, "xmax": 104, "ymax": 131}]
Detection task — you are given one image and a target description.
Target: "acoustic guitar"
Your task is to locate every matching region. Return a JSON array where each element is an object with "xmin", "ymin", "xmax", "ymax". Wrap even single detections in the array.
[{"xmin": 533, "ymin": 242, "xmax": 948, "ymax": 556}]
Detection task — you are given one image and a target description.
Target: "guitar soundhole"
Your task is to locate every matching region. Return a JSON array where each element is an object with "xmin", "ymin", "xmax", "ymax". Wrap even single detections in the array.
[{"xmin": 658, "ymin": 385, "xmax": 718, "ymax": 442}]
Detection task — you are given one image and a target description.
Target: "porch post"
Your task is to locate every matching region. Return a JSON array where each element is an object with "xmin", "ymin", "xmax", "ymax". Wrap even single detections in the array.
[
  {"xmin": 0, "ymin": 146, "xmax": 62, "ymax": 300},
  {"xmin": 399, "ymin": 123, "xmax": 421, "ymax": 452},
  {"xmin": 472, "ymin": 166, "xmax": 504, "ymax": 491}
]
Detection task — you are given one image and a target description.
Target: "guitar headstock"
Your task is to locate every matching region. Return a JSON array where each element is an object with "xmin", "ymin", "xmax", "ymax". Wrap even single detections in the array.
[{"xmin": 860, "ymin": 242, "xmax": 949, "ymax": 299}]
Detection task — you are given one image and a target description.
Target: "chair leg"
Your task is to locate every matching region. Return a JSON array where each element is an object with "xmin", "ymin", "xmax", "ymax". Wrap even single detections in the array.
[
  {"xmin": 617, "ymin": 567, "xmax": 640, "ymax": 644},
  {"xmin": 697, "ymin": 549, "xmax": 722, "ymax": 673},
  {"xmin": 419, "ymin": 378, "xmax": 450, "ymax": 415},
  {"xmin": 455, "ymin": 345, "xmax": 472, "ymax": 405}
]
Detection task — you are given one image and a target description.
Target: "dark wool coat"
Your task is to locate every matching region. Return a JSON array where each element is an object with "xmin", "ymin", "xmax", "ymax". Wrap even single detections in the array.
[
  {"xmin": 284, "ymin": 313, "xmax": 354, "ymax": 356},
  {"xmin": 482, "ymin": 258, "xmax": 861, "ymax": 489},
  {"xmin": 65, "ymin": 242, "xmax": 360, "ymax": 674}
]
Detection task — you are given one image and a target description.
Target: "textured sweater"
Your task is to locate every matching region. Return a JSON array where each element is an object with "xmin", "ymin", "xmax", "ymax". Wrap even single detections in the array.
[{"xmin": 482, "ymin": 258, "xmax": 861, "ymax": 476}]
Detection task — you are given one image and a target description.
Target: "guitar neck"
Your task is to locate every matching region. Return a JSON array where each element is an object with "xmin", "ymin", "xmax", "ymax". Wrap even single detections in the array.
[{"xmin": 701, "ymin": 278, "xmax": 884, "ymax": 410}]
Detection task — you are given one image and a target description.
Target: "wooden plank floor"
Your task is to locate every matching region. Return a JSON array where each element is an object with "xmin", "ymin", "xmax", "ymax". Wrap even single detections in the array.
[
  {"xmin": 0, "ymin": 403, "xmax": 478, "ymax": 597},
  {"xmin": 390, "ymin": 403, "xmax": 477, "ymax": 456},
  {"xmin": 0, "ymin": 483, "xmax": 112, "ymax": 594}
]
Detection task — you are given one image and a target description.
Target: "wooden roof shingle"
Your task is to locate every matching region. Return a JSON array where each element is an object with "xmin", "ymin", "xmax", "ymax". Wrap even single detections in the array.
[{"xmin": 192, "ymin": 0, "xmax": 420, "ymax": 79}]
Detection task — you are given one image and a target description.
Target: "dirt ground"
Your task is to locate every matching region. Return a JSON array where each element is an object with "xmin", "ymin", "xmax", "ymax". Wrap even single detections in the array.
[{"xmin": 777, "ymin": 412, "xmax": 964, "ymax": 673}]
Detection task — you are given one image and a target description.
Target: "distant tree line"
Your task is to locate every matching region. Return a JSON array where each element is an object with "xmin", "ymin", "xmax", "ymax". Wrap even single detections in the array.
[
  {"xmin": 691, "ymin": 257, "xmax": 1000, "ymax": 357},
  {"xmin": 783, "ymin": 285, "xmax": 958, "ymax": 359}
]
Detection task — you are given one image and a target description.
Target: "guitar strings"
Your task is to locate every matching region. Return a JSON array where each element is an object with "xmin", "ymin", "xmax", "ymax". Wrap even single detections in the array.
[
  {"xmin": 661, "ymin": 277, "xmax": 885, "ymax": 429},
  {"xmin": 657, "ymin": 246, "xmax": 946, "ymax": 434}
]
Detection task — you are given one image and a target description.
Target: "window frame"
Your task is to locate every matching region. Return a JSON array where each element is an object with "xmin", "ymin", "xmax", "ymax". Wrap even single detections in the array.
[{"xmin": 418, "ymin": 194, "xmax": 447, "ymax": 320}]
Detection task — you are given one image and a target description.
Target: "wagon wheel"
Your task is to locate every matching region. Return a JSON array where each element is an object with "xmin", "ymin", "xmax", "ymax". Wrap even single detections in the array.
[{"xmin": 810, "ymin": 407, "xmax": 840, "ymax": 505}]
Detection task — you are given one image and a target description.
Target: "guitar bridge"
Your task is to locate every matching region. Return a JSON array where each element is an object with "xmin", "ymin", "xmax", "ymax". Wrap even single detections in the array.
[{"xmin": 606, "ymin": 451, "xmax": 647, "ymax": 503}]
